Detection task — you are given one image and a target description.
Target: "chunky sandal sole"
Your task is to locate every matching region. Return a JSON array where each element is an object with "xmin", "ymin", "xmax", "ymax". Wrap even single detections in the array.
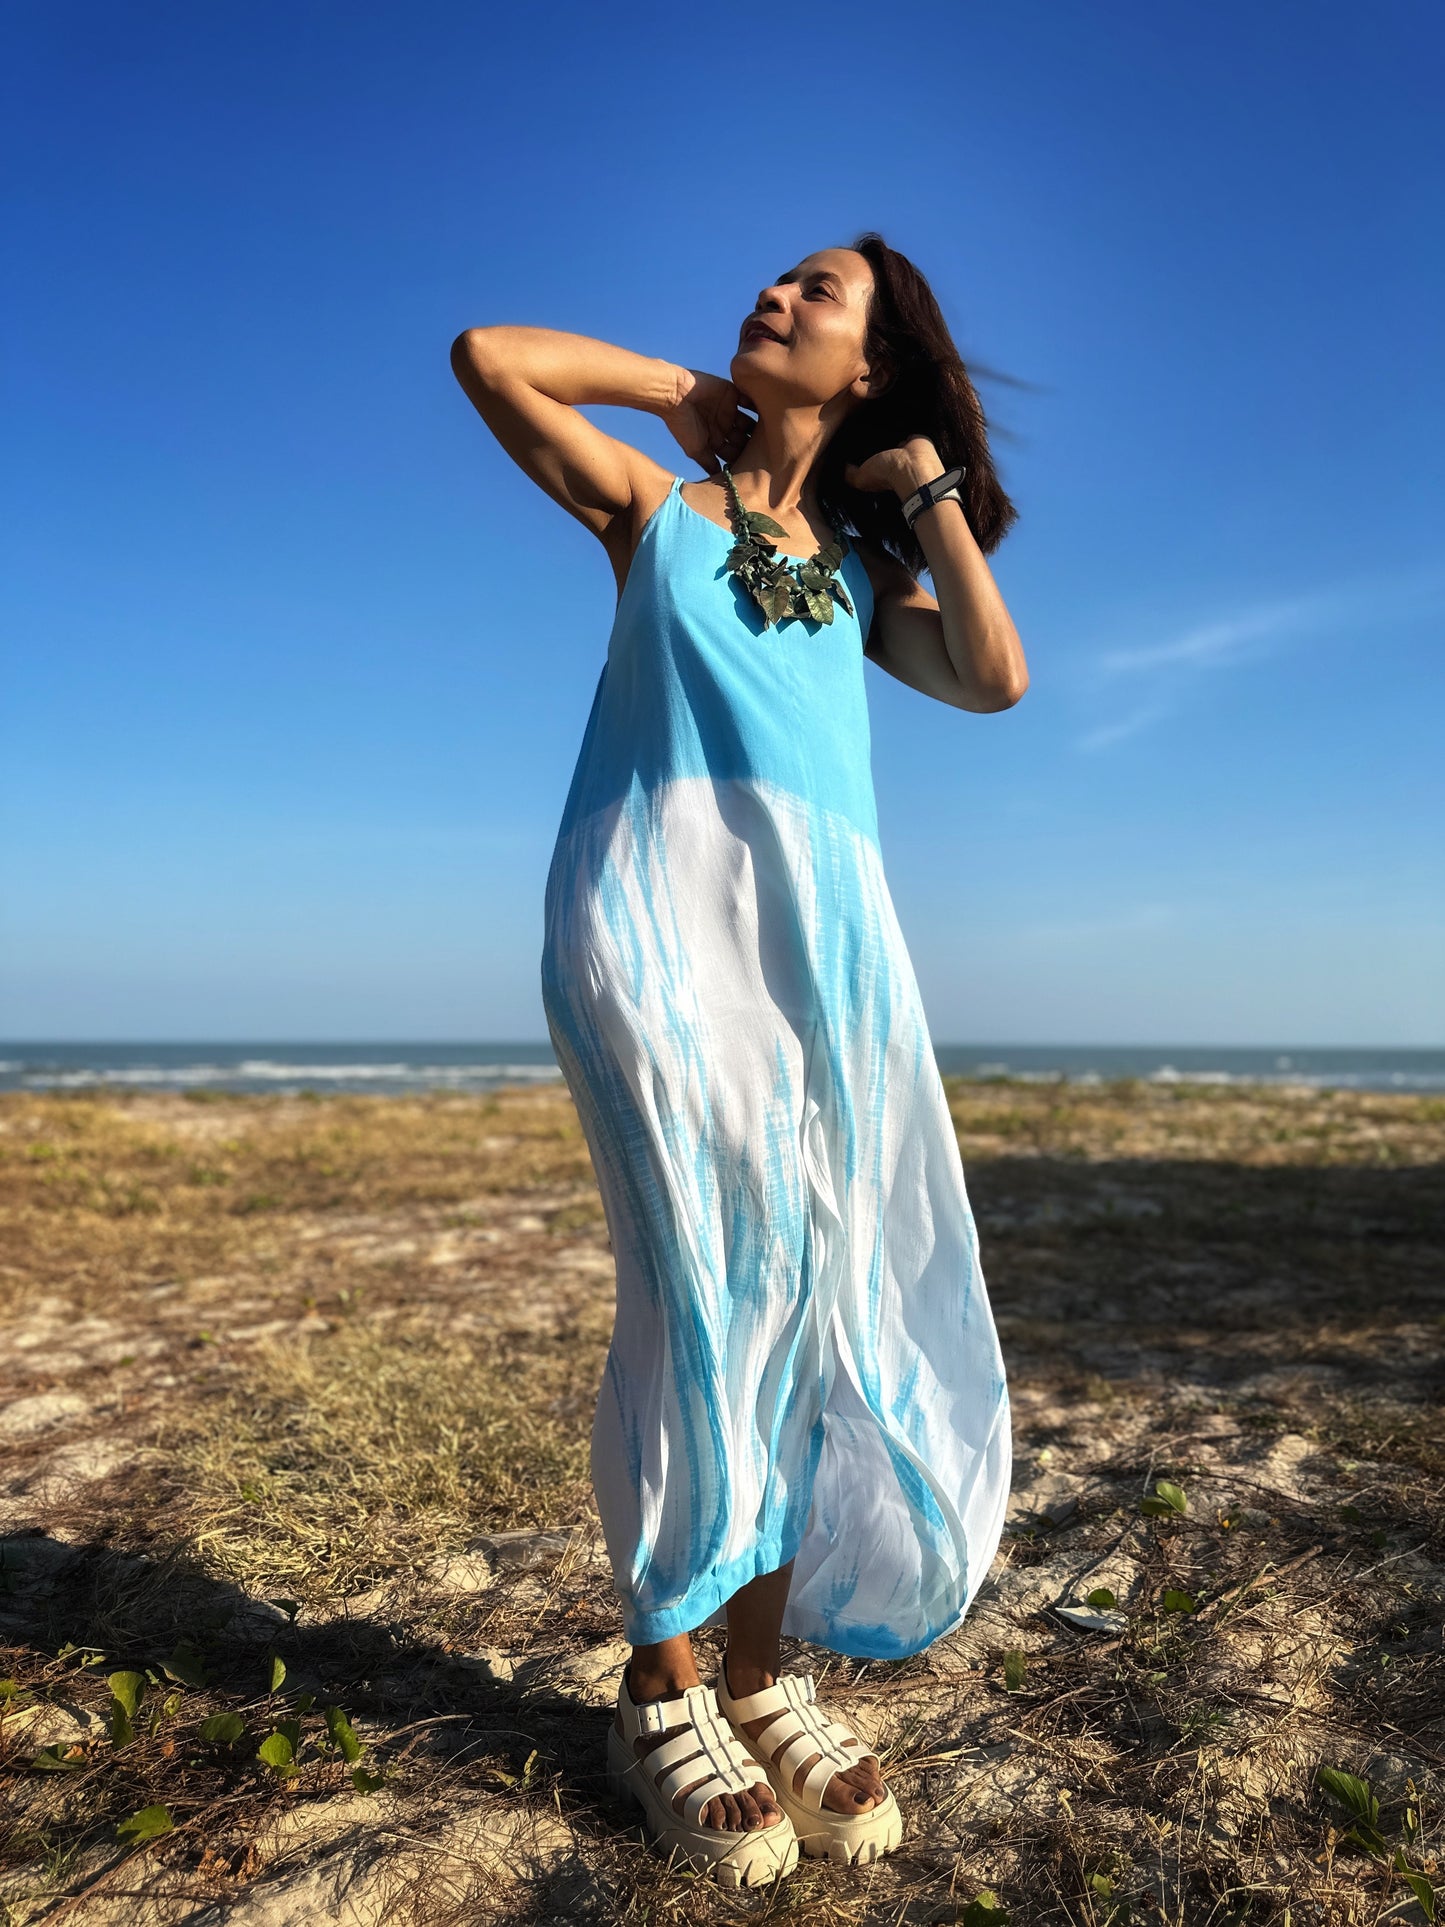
[
  {"xmin": 606, "ymin": 1686, "xmax": 799, "ymax": 1888},
  {"xmin": 744, "ymin": 1752, "xmax": 903, "ymax": 1865},
  {"xmin": 715, "ymin": 1657, "xmax": 904, "ymax": 1865}
]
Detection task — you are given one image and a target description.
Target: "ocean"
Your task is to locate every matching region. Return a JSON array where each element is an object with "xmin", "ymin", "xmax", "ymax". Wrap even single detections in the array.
[{"xmin": 1, "ymin": 1042, "xmax": 1440, "ymax": 1097}]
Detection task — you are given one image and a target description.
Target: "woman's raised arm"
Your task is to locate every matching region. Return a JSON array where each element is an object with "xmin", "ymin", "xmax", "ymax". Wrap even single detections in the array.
[{"xmin": 449, "ymin": 326, "xmax": 755, "ymax": 542}]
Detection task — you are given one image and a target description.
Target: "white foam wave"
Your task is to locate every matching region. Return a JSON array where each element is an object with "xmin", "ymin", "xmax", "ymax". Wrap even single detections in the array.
[
  {"xmin": 7, "ymin": 1055, "xmax": 1440, "ymax": 1096},
  {"xmin": 18, "ymin": 1060, "xmax": 564, "ymax": 1090},
  {"xmin": 948, "ymin": 1064, "xmax": 1445, "ymax": 1093}
]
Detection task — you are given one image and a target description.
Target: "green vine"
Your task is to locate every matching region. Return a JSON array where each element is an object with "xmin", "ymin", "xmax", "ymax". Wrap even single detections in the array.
[{"xmin": 718, "ymin": 463, "xmax": 854, "ymax": 629}]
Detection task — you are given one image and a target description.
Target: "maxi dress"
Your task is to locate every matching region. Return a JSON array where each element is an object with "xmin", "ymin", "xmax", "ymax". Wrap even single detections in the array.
[{"xmin": 540, "ymin": 473, "xmax": 1012, "ymax": 1660}]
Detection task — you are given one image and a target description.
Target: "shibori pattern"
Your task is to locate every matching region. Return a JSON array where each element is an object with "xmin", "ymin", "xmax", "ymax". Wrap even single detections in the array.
[
  {"xmin": 540, "ymin": 469, "xmax": 1013, "ymax": 1662},
  {"xmin": 626, "ymin": 1683, "xmax": 766, "ymax": 1827}
]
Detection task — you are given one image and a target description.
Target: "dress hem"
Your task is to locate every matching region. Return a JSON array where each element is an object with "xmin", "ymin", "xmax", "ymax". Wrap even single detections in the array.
[
  {"xmin": 616, "ymin": 1538, "xmax": 995, "ymax": 1664},
  {"xmin": 618, "ymin": 1520, "xmax": 807, "ymax": 1647},
  {"xmin": 620, "ymin": 1568, "xmax": 980, "ymax": 1661},
  {"xmin": 612, "ymin": 1370, "xmax": 1014, "ymax": 1657}
]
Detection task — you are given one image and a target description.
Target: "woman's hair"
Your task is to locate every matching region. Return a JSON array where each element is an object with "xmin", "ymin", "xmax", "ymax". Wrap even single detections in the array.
[{"xmin": 817, "ymin": 230, "xmax": 1020, "ymax": 575}]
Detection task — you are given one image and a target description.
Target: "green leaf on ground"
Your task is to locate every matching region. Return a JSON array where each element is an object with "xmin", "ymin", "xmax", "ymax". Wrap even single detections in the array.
[
  {"xmin": 161, "ymin": 1642, "xmax": 208, "ymax": 1688},
  {"xmin": 116, "ymin": 1804, "xmax": 174, "ymax": 1843},
  {"xmin": 107, "ymin": 1671, "xmax": 145, "ymax": 1718},
  {"xmin": 1141, "ymin": 1480, "xmax": 1188, "ymax": 1516},
  {"xmin": 257, "ymin": 1732, "xmax": 294, "ymax": 1770},
  {"xmin": 324, "ymin": 1705, "xmax": 363, "ymax": 1764},
  {"xmin": 200, "ymin": 1712, "xmax": 245, "ymax": 1745}
]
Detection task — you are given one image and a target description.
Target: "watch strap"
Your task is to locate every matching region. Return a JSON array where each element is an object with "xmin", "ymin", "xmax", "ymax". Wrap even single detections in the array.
[{"xmin": 901, "ymin": 464, "xmax": 967, "ymax": 528}]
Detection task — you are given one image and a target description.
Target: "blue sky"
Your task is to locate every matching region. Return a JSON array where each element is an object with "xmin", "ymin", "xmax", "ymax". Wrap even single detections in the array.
[{"xmin": 3, "ymin": 0, "xmax": 1441, "ymax": 1045}]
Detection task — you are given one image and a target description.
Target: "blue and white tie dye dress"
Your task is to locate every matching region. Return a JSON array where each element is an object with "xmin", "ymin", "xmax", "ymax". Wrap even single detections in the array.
[{"xmin": 541, "ymin": 473, "xmax": 1012, "ymax": 1661}]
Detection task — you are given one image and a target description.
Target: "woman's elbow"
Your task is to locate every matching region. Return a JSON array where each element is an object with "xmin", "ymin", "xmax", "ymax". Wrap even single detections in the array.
[
  {"xmin": 449, "ymin": 326, "xmax": 505, "ymax": 384},
  {"xmin": 999, "ymin": 669, "xmax": 1029, "ymax": 708},
  {"xmin": 971, "ymin": 667, "xmax": 1029, "ymax": 711}
]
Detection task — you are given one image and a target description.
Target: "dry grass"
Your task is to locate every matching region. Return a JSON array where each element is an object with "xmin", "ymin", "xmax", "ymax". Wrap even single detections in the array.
[{"xmin": 0, "ymin": 1079, "xmax": 1441, "ymax": 1924}]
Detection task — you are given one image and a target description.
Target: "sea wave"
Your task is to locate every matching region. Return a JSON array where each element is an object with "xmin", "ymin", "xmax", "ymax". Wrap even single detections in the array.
[
  {"xmin": 952, "ymin": 1063, "xmax": 1445, "ymax": 1092},
  {"xmin": 4, "ymin": 1050, "xmax": 1439, "ymax": 1097},
  {"xmin": 17, "ymin": 1060, "xmax": 565, "ymax": 1091}
]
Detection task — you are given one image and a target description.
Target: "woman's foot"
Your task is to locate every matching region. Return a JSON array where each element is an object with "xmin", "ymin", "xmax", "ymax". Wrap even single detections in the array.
[
  {"xmin": 613, "ymin": 1661, "xmax": 786, "ymax": 1832},
  {"xmin": 722, "ymin": 1650, "xmax": 887, "ymax": 1812}
]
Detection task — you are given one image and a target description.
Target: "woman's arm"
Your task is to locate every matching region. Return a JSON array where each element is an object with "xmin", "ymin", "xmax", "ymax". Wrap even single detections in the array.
[
  {"xmin": 449, "ymin": 326, "xmax": 684, "ymax": 540},
  {"xmin": 849, "ymin": 437, "xmax": 1029, "ymax": 712},
  {"xmin": 449, "ymin": 327, "xmax": 753, "ymax": 541}
]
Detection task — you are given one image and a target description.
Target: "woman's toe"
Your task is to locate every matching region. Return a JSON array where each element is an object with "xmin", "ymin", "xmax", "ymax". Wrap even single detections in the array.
[{"xmin": 828, "ymin": 1769, "xmax": 877, "ymax": 1810}]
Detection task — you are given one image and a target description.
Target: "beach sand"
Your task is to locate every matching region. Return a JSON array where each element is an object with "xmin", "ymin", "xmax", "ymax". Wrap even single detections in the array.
[{"xmin": 1, "ymin": 1079, "xmax": 1440, "ymax": 1922}]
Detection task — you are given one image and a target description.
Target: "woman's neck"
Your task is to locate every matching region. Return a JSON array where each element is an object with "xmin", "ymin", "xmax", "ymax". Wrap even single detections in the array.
[{"xmin": 727, "ymin": 409, "xmax": 833, "ymax": 517}]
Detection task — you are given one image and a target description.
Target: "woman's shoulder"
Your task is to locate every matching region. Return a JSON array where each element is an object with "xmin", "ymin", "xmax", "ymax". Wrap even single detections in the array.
[{"xmin": 598, "ymin": 452, "xmax": 682, "ymax": 599}]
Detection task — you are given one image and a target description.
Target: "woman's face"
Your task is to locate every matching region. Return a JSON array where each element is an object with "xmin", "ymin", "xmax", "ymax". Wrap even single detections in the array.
[{"xmin": 730, "ymin": 247, "xmax": 883, "ymax": 412}]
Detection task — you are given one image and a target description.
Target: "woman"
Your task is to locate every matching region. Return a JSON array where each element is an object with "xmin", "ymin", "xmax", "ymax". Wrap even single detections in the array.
[{"xmin": 449, "ymin": 231, "xmax": 1026, "ymax": 1887}]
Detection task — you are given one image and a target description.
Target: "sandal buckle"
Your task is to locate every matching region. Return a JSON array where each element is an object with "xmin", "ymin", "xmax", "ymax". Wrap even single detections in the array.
[{"xmin": 633, "ymin": 1697, "xmax": 674, "ymax": 1735}]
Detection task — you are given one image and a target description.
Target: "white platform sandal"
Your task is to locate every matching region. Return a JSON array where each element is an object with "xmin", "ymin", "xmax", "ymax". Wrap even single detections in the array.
[
  {"xmin": 713, "ymin": 1647, "xmax": 904, "ymax": 1865},
  {"xmin": 606, "ymin": 1662, "xmax": 800, "ymax": 1887}
]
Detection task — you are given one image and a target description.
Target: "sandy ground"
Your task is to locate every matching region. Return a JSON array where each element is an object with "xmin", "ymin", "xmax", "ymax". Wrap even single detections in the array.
[{"xmin": 0, "ymin": 1079, "xmax": 1441, "ymax": 1925}]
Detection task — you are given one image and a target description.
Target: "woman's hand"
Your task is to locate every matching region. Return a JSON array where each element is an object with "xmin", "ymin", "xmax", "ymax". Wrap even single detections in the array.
[
  {"xmin": 658, "ymin": 368, "xmax": 756, "ymax": 475},
  {"xmin": 843, "ymin": 436, "xmax": 945, "ymax": 498}
]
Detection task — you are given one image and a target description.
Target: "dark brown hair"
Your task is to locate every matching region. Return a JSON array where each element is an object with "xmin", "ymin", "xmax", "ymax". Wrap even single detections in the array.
[{"xmin": 818, "ymin": 230, "xmax": 1020, "ymax": 575}]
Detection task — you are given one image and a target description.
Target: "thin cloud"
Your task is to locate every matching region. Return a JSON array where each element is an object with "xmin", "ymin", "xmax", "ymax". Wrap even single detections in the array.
[
  {"xmin": 1074, "ymin": 564, "xmax": 1445, "ymax": 754},
  {"xmin": 1097, "ymin": 565, "xmax": 1445, "ymax": 677},
  {"xmin": 1098, "ymin": 589, "xmax": 1339, "ymax": 676},
  {"xmin": 1076, "ymin": 702, "xmax": 1171, "ymax": 752}
]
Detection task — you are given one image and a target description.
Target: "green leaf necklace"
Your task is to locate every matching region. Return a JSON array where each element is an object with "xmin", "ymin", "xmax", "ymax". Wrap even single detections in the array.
[{"xmin": 717, "ymin": 461, "xmax": 854, "ymax": 630}]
